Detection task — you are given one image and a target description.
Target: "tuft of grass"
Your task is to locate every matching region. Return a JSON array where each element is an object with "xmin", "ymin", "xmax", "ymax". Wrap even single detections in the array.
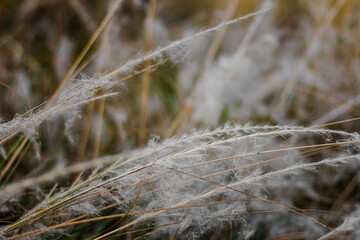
[{"xmin": 1, "ymin": 0, "xmax": 360, "ymax": 239}]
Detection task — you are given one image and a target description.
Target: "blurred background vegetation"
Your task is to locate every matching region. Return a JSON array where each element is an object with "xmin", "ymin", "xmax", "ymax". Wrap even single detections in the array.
[{"xmin": 1, "ymin": 0, "xmax": 359, "ymax": 171}]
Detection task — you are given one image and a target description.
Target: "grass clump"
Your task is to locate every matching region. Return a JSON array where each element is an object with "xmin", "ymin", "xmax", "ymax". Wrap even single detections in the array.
[{"xmin": 1, "ymin": 0, "xmax": 360, "ymax": 239}]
